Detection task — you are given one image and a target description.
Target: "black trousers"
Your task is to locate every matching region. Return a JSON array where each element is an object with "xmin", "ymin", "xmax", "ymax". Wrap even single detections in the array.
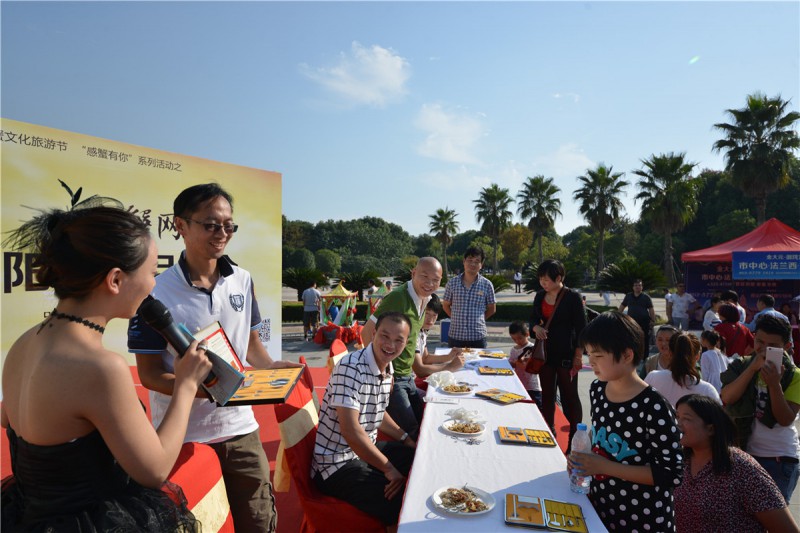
[{"xmin": 538, "ymin": 360, "xmax": 582, "ymax": 451}]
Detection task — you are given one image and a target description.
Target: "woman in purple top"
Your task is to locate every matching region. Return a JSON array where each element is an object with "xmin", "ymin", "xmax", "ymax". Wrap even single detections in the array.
[{"xmin": 674, "ymin": 394, "xmax": 798, "ymax": 533}]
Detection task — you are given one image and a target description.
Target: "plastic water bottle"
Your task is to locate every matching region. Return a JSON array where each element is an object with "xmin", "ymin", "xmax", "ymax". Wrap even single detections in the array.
[{"xmin": 569, "ymin": 423, "xmax": 592, "ymax": 494}]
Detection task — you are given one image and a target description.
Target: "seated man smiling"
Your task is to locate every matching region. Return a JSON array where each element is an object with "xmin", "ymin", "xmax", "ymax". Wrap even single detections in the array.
[{"xmin": 312, "ymin": 312, "xmax": 416, "ymax": 532}]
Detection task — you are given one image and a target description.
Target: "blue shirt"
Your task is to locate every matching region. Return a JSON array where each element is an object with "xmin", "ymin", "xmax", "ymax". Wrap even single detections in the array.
[
  {"xmin": 747, "ymin": 308, "xmax": 789, "ymax": 331},
  {"xmin": 443, "ymin": 273, "xmax": 496, "ymax": 341}
]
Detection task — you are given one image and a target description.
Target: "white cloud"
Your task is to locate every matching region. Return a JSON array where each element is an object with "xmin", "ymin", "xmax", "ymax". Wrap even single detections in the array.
[
  {"xmin": 300, "ymin": 42, "xmax": 410, "ymax": 107},
  {"xmin": 531, "ymin": 143, "xmax": 595, "ymax": 181},
  {"xmin": 552, "ymin": 92, "xmax": 580, "ymax": 103},
  {"xmin": 414, "ymin": 103, "xmax": 486, "ymax": 164},
  {"xmin": 417, "ymin": 166, "xmax": 492, "ymax": 192}
]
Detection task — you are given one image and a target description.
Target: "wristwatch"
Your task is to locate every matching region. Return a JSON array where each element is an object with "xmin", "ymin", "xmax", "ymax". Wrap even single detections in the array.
[{"xmin": 400, "ymin": 432, "xmax": 409, "ymax": 442}]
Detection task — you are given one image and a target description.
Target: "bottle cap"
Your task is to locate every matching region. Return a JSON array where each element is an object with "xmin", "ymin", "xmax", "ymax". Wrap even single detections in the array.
[{"xmin": 577, "ymin": 423, "xmax": 588, "ymax": 431}]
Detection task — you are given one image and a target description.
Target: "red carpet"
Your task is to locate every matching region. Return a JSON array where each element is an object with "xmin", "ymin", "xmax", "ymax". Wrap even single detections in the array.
[{"xmin": 0, "ymin": 366, "xmax": 569, "ymax": 533}]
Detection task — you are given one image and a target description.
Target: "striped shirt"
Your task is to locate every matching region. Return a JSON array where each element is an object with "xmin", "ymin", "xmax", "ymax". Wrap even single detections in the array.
[
  {"xmin": 312, "ymin": 345, "xmax": 393, "ymax": 480},
  {"xmin": 443, "ymin": 273, "xmax": 496, "ymax": 341}
]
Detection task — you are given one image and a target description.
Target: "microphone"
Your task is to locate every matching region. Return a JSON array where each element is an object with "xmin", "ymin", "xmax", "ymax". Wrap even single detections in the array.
[{"xmin": 138, "ymin": 296, "xmax": 218, "ymax": 387}]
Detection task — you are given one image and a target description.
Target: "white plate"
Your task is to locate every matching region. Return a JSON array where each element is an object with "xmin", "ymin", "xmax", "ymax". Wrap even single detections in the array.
[
  {"xmin": 432, "ymin": 486, "xmax": 496, "ymax": 516},
  {"xmin": 441, "ymin": 419, "xmax": 486, "ymax": 437},
  {"xmin": 440, "ymin": 385, "xmax": 473, "ymax": 396}
]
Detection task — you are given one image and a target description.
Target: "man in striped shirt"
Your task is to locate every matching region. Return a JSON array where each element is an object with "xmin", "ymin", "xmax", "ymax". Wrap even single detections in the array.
[{"xmin": 312, "ymin": 312, "xmax": 417, "ymax": 529}]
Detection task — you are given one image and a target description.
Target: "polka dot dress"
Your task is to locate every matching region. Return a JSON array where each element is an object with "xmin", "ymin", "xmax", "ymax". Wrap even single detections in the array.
[{"xmin": 588, "ymin": 381, "xmax": 683, "ymax": 532}]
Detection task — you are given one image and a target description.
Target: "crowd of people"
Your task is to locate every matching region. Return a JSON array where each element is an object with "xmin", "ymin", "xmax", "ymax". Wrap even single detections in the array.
[{"xmin": 2, "ymin": 184, "xmax": 799, "ymax": 532}]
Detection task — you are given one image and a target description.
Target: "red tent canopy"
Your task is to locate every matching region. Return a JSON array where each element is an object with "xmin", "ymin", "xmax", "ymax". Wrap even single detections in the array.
[{"xmin": 682, "ymin": 218, "xmax": 800, "ymax": 263}]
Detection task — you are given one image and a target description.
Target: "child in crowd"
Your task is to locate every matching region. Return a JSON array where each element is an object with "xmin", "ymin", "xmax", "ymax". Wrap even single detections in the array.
[
  {"xmin": 413, "ymin": 294, "xmax": 464, "ymax": 392},
  {"xmin": 699, "ymin": 330, "xmax": 728, "ymax": 393},
  {"xmin": 569, "ymin": 311, "xmax": 683, "ymax": 532},
  {"xmin": 507, "ymin": 321, "xmax": 542, "ymax": 408},
  {"xmin": 703, "ymin": 296, "xmax": 722, "ymax": 331}
]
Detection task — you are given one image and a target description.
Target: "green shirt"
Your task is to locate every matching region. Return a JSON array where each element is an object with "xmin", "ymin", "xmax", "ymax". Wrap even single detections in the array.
[{"xmin": 371, "ymin": 282, "xmax": 424, "ymax": 377}]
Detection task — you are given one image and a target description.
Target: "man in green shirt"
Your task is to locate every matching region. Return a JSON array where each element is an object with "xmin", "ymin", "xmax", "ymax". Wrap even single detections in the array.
[{"xmin": 361, "ymin": 257, "xmax": 451, "ymax": 439}]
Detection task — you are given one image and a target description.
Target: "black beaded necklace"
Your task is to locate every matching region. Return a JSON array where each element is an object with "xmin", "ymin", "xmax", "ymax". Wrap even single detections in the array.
[{"xmin": 38, "ymin": 308, "xmax": 105, "ymax": 335}]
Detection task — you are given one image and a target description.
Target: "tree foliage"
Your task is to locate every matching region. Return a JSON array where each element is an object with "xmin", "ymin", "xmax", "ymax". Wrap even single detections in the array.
[
  {"xmin": 310, "ymin": 216, "xmax": 413, "ymax": 274},
  {"xmin": 282, "ymin": 268, "xmax": 329, "ymax": 301},
  {"xmin": 634, "ymin": 152, "xmax": 702, "ymax": 285},
  {"xmin": 314, "ymin": 249, "xmax": 341, "ymax": 276},
  {"xmin": 573, "ymin": 164, "xmax": 628, "ymax": 275},
  {"xmin": 473, "ymin": 183, "xmax": 514, "ymax": 272},
  {"xmin": 429, "ymin": 207, "xmax": 460, "ymax": 276},
  {"xmin": 500, "ymin": 224, "xmax": 532, "ymax": 269},
  {"xmin": 517, "ymin": 175, "xmax": 562, "ymax": 263},
  {"xmin": 596, "ymin": 258, "xmax": 667, "ymax": 293},
  {"xmin": 713, "ymin": 92, "xmax": 800, "ymax": 224},
  {"xmin": 707, "ymin": 209, "xmax": 757, "ymax": 244}
]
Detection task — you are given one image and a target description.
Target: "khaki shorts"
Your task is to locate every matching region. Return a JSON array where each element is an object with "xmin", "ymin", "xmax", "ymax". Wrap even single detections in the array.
[{"xmin": 209, "ymin": 429, "xmax": 276, "ymax": 532}]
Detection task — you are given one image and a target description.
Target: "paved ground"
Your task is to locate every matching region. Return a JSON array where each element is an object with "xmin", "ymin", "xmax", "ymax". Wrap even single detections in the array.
[{"xmin": 279, "ymin": 284, "xmax": 800, "ymax": 521}]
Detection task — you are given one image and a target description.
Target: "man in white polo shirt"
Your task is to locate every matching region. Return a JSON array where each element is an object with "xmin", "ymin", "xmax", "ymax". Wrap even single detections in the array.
[{"xmin": 129, "ymin": 183, "xmax": 301, "ymax": 532}]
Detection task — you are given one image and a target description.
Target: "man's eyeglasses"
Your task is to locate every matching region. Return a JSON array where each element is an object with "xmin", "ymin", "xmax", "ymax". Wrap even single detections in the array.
[{"xmin": 184, "ymin": 218, "xmax": 239, "ymax": 234}]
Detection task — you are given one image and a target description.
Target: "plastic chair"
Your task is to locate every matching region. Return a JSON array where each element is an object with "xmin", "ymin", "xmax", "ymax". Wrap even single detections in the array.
[
  {"xmin": 327, "ymin": 339, "xmax": 348, "ymax": 375},
  {"xmin": 272, "ymin": 368, "xmax": 383, "ymax": 532}
]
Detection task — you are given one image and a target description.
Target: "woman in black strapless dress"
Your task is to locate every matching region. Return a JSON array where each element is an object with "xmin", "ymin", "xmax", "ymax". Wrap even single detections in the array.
[{"xmin": 1, "ymin": 204, "xmax": 212, "ymax": 532}]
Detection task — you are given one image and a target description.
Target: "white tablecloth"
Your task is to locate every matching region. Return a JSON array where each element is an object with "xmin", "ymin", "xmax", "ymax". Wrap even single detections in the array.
[
  {"xmin": 425, "ymin": 357, "xmax": 529, "ymax": 401},
  {"xmin": 398, "ymin": 401, "xmax": 607, "ymax": 532}
]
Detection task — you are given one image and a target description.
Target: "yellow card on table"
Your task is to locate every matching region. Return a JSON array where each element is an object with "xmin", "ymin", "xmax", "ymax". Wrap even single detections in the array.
[
  {"xmin": 475, "ymin": 388, "xmax": 526, "ymax": 404},
  {"xmin": 505, "ymin": 494, "xmax": 587, "ymax": 532},
  {"xmin": 477, "ymin": 366, "xmax": 514, "ymax": 376}
]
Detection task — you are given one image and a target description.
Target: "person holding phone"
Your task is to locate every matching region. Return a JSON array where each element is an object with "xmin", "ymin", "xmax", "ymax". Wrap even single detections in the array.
[{"xmin": 720, "ymin": 314, "xmax": 800, "ymax": 503}]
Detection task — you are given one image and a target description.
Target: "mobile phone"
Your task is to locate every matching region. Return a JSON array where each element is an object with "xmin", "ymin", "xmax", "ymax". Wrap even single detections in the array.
[{"xmin": 765, "ymin": 346, "xmax": 783, "ymax": 370}]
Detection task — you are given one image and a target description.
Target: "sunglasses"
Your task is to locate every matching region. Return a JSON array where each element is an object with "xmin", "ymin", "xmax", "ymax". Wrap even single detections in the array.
[{"xmin": 183, "ymin": 218, "xmax": 239, "ymax": 234}]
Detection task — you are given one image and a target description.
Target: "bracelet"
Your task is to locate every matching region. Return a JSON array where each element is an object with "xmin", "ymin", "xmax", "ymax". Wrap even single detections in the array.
[{"xmin": 400, "ymin": 432, "xmax": 409, "ymax": 442}]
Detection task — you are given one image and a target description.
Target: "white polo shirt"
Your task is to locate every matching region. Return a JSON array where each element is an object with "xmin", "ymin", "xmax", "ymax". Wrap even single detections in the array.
[{"xmin": 128, "ymin": 254, "xmax": 261, "ymax": 443}]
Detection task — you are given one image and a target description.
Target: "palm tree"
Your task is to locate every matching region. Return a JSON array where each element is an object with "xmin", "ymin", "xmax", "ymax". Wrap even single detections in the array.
[
  {"xmin": 428, "ymin": 208, "xmax": 459, "ymax": 276},
  {"xmin": 633, "ymin": 152, "xmax": 702, "ymax": 286},
  {"xmin": 572, "ymin": 164, "xmax": 628, "ymax": 276},
  {"xmin": 473, "ymin": 184, "xmax": 514, "ymax": 272},
  {"xmin": 517, "ymin": 175, "xmax": 562, "ymax": 264},
  {"xmin": 713, "ymin": 93, "xmax": 800, "ymax": 225}
]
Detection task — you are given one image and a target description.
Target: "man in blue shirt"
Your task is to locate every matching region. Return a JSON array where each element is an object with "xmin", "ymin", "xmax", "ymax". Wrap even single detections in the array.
[
  {"xmin": 748, "ymin": 294, "xmax": 790, "ymax": 332},
  {"xmin": 442, "ymin": 247, "xmax": 496, "ymax": 349}
]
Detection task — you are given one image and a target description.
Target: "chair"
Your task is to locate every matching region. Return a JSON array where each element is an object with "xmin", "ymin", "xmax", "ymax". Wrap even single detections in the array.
[
  {"xmin": 272, "ymin": 366, "xmax": 383, "ymax": 533},
  {"xmin": 299, "ymin": 356, "xmax": 320, "ymax": 412},
  {"xmin": 327, "ymin": 339, "xmax": 348, "ymax": 375}
]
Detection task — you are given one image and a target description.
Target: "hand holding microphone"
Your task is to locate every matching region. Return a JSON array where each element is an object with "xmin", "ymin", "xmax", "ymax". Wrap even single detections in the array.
[{"xmin": 139, "ymin": 296, "xmax": 217, "ymax": 387}]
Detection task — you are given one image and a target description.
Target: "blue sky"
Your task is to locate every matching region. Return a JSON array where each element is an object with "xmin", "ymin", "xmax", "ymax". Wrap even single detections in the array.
[{"xmin": 3, "ymin": 1, "xmax": 799, "ymax": 237}]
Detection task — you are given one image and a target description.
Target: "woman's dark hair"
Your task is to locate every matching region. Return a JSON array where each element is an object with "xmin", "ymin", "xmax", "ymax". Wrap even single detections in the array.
[
  {"xmin": 173, "ymin": 183, "xmax": 233, "ymax": 219},
  {"xmin": 717, "ymin": 303, "xmax": 740, "ymax": 324},
  {"xmin": 579, "ymin": 311, "xmax": 645, "ymax": 365},
  {"xmin": 710, "ymin": 296, "xmax": 721, "ymax": 306},
  {"xmin": 536, "ymin": 259, "xmax": 565, "ymax": 282},
  {"xmin": 425, "ymin": 293, "xmax": 443, "ymax": 315},
  {"xmin": 700, "ymin": 329, "xmax": 725, "ymax": 352},
  {"xmin": 676, "ymin": 394, "xmax": 736, "ymax": 475},
  {"xmin": 509, "ymin": 320, "xmax": 529, "ymax": 336},
  {"xmin": 6, "ymin": 207, "xmax": 151, "ymax": 300},
  {"xmin": 668, "ymin": 332, "xmax": 702, "ymax": 386}
]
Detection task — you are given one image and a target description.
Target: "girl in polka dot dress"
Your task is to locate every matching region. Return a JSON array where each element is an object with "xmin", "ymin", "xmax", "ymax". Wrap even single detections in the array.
[{"xmin": 568, "ymin": 312, "xmax": 683, "ymax": 532}]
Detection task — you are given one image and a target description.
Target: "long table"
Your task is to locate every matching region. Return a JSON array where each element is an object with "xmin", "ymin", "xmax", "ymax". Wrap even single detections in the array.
[
  {"xmin": 400, "ymin": 356, "xmax": 606, "ymax": 532},
  {"xmin": 425, "ymin": 352, "xmax": 529, "ymax": 400}
]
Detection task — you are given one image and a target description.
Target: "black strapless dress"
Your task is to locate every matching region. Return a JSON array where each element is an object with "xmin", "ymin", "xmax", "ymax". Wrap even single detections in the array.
[{"xmin": 1, "ymin": 427, "xmax": 199, "ymax": 532}]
